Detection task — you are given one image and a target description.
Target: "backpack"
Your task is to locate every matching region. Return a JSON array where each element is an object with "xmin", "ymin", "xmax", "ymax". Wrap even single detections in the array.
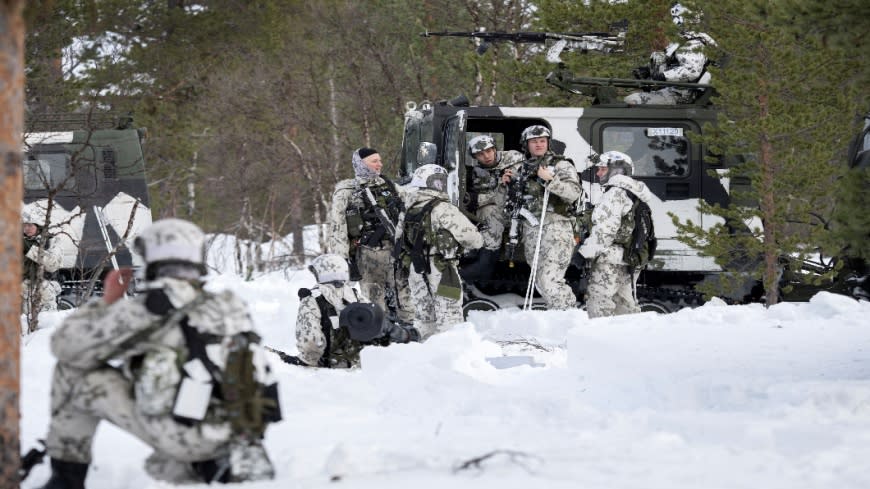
[
  {"xmin": 394, "ymin": 198, "xmax": 444, "ymax": 276},
  {"xmin": 623, "ymin": 191, "xmax": 657, "ymax": 270},
  {"xmin": 135, "ymin": 288, "xmax": 282, "ymax": 438}
]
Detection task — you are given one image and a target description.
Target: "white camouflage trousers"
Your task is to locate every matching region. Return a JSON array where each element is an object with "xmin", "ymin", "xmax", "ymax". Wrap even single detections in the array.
[
  {"xmin": 477, "ymin": 203, "xmax": 508, "ymax": 251},
  {"xmin": 45, "ymin": 363, "xmax": 232, "ymax": 465},
  {"xmin": 21, "ymin": 278, "xmax": 60, "ymax": 315},
  {"xmin": 586, "ymin": 261, "xmax": 640, "ymax": 318},
  {"xmin": 408, "ymin": 258, "xmax": 464, "ymax": 340},
  {"xmin": 522, "ymin": 219, "xmax": 577, "ymax": 310},
  {"xmin": 357, "ymin": 245, "xmax": 414, "ymax": 323}
]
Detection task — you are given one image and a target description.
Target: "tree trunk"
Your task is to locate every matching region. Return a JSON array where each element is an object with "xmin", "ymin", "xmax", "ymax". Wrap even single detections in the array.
[
  {"xmin": 0, "ymin": 2, "xmax": 26, "ymax": 487},
  {"xmin": 758, "ymin": 92, "xmax": 780, "ymax": 306}
]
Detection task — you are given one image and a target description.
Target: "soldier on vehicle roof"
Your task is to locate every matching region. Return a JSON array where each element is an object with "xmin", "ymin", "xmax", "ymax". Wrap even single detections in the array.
[{"xmin": 327, "ymin": 147, "xmax": 414, "ymax": 324}]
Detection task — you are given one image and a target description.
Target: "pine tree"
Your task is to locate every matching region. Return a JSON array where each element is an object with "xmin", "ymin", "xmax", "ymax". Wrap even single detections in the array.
[{"xmin": 671, "ymin": 0, "xmax": 862, "ymax": 305}]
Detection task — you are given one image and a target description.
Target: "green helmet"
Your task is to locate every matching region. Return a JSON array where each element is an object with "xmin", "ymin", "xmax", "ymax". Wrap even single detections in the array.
[{"xmin": 468, "ymin": 135, "xmax": 496, "ymax": 156}]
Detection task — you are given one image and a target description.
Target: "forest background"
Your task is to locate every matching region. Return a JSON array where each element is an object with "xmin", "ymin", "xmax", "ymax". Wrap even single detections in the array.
[{"xmin": 23, "ymin": 0, "xmax": 869, "ymax": 282}]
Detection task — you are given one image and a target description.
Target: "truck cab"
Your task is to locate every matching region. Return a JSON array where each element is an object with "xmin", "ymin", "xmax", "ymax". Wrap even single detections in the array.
[{"xmin": 23, "ymin": 115, "xmax": 153, "ymax": 307}]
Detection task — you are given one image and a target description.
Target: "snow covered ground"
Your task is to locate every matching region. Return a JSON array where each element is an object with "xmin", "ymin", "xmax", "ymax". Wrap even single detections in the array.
[{"xmin": 20, "ymin": 260, "xmax": 870, "ymax": 488}]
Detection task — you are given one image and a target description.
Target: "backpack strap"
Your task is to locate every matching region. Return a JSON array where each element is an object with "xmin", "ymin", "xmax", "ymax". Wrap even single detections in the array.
[{"xmin": 313, "ymin": 294, "xmax": 341, "ymax": 368}]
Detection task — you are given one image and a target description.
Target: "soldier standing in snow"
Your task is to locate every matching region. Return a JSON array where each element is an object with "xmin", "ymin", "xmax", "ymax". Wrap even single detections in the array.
[
  {"xmin": 327, "ymin": 147, "xmax": 414, "ymax": 324},
  {"xmin": 578, "ymin": 151, "xmax": 654, "ymax": 318},
  {"xmin": 37, "ymin": 218, "xmax": 280, "ymax": 488},
  {"xmin": 295, "ymin": 253, "xmax": 419, "ymax": 368},
  {"xmin": 398, "ymin": 164, "xmax": 483, "ymax": 340},
  {"xmin": 21, "ymin": 207, "xmax": 63, "ymax": 316},
  {"xmin": 460, "ymin": 135, "xmax": 525, "ymax": 282},
  {"xmin": 625, "ymin": 3, "xmax": 716, "ymax": 105},
  {"xmin": 504, "ymin": 125, "xmax": 583, "ymax": 310}
]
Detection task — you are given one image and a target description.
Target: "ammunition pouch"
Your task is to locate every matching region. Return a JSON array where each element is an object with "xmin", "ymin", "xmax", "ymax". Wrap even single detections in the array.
[{"xmin": 435, "ymin": 260, "xmax": 462, "ymax": 301}]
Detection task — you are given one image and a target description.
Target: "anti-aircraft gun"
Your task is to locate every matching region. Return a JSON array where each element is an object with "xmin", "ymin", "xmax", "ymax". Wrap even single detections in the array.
[
  {"xmin": 401, "ymin": 28, "xmax": 760, "ymax": 315},
  {"xmin": 23, "ymin": 113, "xmax": 153, "ymax": 308}
]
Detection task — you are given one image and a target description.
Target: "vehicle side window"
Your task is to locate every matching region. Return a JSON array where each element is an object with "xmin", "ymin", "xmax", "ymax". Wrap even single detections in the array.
[
  {"xmin": 603, "ymin": 126, "xmax": 691, "ymax": 178},
  {"xmin": 24, "ymin": 152, "xmax": 73, "ymax": 191}
]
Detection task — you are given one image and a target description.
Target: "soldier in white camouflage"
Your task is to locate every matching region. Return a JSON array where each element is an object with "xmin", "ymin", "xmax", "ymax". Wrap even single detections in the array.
[
  {"xmin": 399, "ymin": 164, "xmax": 483, "ymax": 340},
  {"xmin": 295, "ymin": 253, "xmax": 419, "ymax": 368},
  {"xmin": 460, "ymin": 135, "xmax": 525, "ymax": 282},
  {"xmin": 327, "ymin": 147, "xmax": 414, "ymax": 323},
  {"xmin": 36, "ymin": 219, "xmax": 280, "ymax": 488},
  {"xmin": 578, "ymin": 151, "xmax": 654, "ymax": 318},
  {"xmin": 21, "ymin": 205, "xmax": 63, "ymax": 316},
  {"xmin": 625, "ymin": 3, "xmax": 716, "ymax": 105},
  {"xmin": 504, "ymin": 125, "xmax": 583, "ymax": 310}
]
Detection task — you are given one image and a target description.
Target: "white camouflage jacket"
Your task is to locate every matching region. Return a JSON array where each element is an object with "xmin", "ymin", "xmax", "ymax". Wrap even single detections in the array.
[{"xmin": 579, "ymin": 174, "xmax": 654, "ymax": 265}]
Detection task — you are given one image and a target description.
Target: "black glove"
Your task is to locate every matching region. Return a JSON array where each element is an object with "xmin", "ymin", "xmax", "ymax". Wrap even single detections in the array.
[
  {"xmin": 632, "ymin": 66, "xmax": 651, "ymax": 80},
  {"xmin": 144, "ymin": 289, "xmax": 174, "ymax": 315},
  {"xmin": 386, "ymin": 321, "xmax": 420, "ymax": 343},
  {"xmin": 570, "ymin": 244, "xmax": 587, "ymax": 270},
  {"xmin": 347, "ymin": 259, "xmax": 362, "ymax": 282}
]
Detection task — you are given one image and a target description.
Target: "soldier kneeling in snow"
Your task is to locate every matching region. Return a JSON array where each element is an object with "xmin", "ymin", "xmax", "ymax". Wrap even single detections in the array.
[
  {"xmin": 295, "ymin": 253, "xmax": 420, "ymax": 369},
  {"xmin": 37, "ymin": 218, "xmax": 281, "ymax": 488}
]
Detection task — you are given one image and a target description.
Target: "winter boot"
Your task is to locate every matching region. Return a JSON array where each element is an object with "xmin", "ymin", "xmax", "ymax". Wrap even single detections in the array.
[{"xmin": 39, "ymin": 458, "xmax": 89, "ymax": 489}]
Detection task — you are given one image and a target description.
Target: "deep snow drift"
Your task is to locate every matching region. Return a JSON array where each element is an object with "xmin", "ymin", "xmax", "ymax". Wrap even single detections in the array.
[{"xmin": 20, "ymin": 266, "xmax": 870, "ymax": 489}]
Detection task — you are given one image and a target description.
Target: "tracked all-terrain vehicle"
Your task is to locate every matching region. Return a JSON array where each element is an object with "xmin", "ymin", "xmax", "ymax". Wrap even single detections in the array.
[
  {"xmin": 398, "ymin": 70, "xmax": 761, "ymax": 314},
  {"xmin": 23, "ymin": 114, "xmax": 153, "ymax": 308}
]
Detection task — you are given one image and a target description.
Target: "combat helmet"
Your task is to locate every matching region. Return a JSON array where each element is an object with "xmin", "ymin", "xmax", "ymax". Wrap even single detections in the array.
[
  {"xmin": 133, "ymin": 218, "xmax": 207, "ymax": 278},
  {"xmin": 309, "ymin": 253, "xmax": 350, "ymax": 284},
  {"xmin": 595, "ymin": 151, "xmax": 634, "ymax": 184},
  {"xmin": 468, "ymin": 135, "xmax": 496, "ymax": 156},
  {"xmin": 520, "ymin": 125, "xmax": 551, "ymax": 142},
  {"xmin": 410, "ymin": 164, "xmax": 448, "ymax": 192}
]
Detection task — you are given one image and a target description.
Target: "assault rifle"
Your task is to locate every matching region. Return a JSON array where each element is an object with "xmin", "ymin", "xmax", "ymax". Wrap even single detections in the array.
[
  {"xmin": 422, "ymin": 27, "xmax": 626, "ymax": 62},
  {"xmin": 503, "ymin": 160, "xmax": 541, "ymax": 266}
]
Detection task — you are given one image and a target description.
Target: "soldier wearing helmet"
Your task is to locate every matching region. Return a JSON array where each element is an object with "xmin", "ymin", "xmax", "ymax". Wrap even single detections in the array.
[
  {"xmin": 502, "ymin": 125, "xmax": 583, "ymax": 310},
  {"xmin": 578, "ymin": 151, "xmax": 655, "ymax": 317},
  {"xmin": 21, "ymin": 204, "xmax": 63, "ymax": 316},
  {"xmin": 38, "ymin": 218, "xmax": 280, "ymax": 486},
  {"xmin": 626, "ymin": 2, "xmax": 716, "ymax": 105},
  {"xmin": 460, "ymin": 135, "xmax": 525, "ymax": 282},
  {"xmin": 397, "ymin": 164, "xmax": 483, "ymax": 339},
  {"xmin": 327, "ymin": 147, "xmax": 414, "ymax": 325},
  {"xmin": 295, "ymin": 253, "xmax": 420, "ymax": 368}
]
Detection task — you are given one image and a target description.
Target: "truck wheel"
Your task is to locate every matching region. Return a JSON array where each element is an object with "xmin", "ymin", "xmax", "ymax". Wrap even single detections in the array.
[
  {"xmin": 639, "ymin": 299, "xmax": 677, "ymax": 314},
  {"xmin": 463, "ymin": 298, "xmax": 499, "ymax": 318},
  {"xmin": 57, "ymin": 297, "xmax": 77, "ymax": 310}
]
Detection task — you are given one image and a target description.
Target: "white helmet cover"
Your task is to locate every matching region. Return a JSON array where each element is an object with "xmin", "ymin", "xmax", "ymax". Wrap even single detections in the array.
[
  {"xmin": 596, "ymin": 150, "xmax": 634, "ymax": 183},
  {"xmin": 468, "ymin": 135, "xmax": 496, "ymax": 156},
  {"xmin": 410, "ymin": 164, "xmax": 448, "ymax": 191},
  {"xmin": 521, "ymin": 125, "xmax": 551, "ymax": 142},
  {"xmin": 310, "ymin": 253, "xmax": 350, "ymax": 283},
  {"xmin": 134, "ymin": 218, "xmax": 206, "ymax": 268}
]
